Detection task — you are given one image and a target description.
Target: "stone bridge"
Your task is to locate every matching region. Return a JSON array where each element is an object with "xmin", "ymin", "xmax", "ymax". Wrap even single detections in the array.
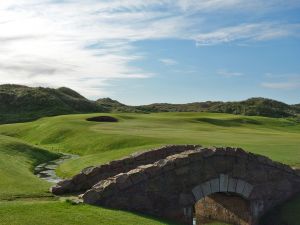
[{"xmin": 51, "ymin": 145, "xmax": 300, "ymax": 225}]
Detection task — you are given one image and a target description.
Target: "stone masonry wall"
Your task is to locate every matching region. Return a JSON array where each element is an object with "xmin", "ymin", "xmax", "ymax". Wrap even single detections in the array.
[
  {"xmin": 195, "ymin": 193, "xmax": 251, "ymax": 225},
  {"xmin": 81, "ymin": 147, "xmax": 300, "ymax": 225},
  {"xmin": 51, "ymin": 145, "xmax": 200, "ymax": 195}
]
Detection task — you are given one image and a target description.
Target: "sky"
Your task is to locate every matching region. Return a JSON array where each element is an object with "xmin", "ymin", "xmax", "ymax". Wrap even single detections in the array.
[{"xmin": 0, "ymin": 0, "xmax": 300, "ymax": 105}]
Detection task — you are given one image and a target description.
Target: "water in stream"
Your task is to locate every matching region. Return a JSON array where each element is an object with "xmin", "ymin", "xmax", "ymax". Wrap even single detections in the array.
[{"xmin": 34, "ymin": 154, "xmax": 79, "ymax": 183}]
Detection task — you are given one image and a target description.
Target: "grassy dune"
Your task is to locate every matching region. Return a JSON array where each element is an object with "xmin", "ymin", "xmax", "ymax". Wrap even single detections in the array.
[{"xmin": 0, "ymin": 112, "xmax": 299, "ymax": 225}]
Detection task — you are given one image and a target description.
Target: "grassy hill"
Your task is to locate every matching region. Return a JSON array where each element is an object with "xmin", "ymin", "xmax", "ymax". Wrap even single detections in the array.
[
  {"xmin": 293, "ymin": 104, "xmax": 300, "ymax": 113},
  {"xmin": 0, "ymin": 84, "xmax": 105, "ymax": 124},
  {"xmin": 208, "ymin": 98, "xmax": 295, "ymax": 117},
  {"xmin": 0, "ymin": 112, "xmax": 299, "ymax": 224},
  {"xmin": 96, "ymin": 97, "xmax": 143, "ymax": 113},
  {"xmin": 1, "ymin": 84, "xmax": 299, "ymax": 124},
  {"xmin": 136, "ymin": 98, "xmax": 297, "ymax": 118}
]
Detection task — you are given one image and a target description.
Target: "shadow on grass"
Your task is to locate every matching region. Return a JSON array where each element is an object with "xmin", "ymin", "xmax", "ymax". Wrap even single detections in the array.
[
  {"xmin": 194, "ymin": 118, "xmax": 262, "ymax": 127},
  {"xmin": 82, "ymin": 203, "xmax": 183, "ymax": 225}
]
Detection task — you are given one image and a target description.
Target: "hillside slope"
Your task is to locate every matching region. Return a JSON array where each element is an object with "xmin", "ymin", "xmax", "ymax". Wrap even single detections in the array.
[
  {"xmin": 96, "ymin": 98, "xmax": 143, "ymax": 113},
  {"xmin": 0, "ymin": 84, "xmax": 105, "ymax": 124},
  {"xmin": 208, "ymin": 98, "xmax": 295, "ymax": 117},
  {"xmin": 0, "ymin": 84, "xmax": 299, "ymax": 124},
  {"xmin": 136, "ymin": 98, "xmax": 298, "ymax": 118}
]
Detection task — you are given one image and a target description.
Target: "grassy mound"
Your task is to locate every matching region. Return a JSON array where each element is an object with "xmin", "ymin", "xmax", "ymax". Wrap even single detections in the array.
[{"xmin": 0, "ymin": 135, "xmax": 59, "ymax": 200}]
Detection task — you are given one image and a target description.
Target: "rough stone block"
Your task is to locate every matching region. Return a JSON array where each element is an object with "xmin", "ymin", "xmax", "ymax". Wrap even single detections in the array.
[
  {"xmin": 236, "ymin": 179, "xmax": 246, "ymax": 195},
  {"xmin": 242, "ymin": 183, "xmax": 254, "ymax": 198},
  {"xmin": 201, "ymin": 148, "xmax": 215, "ymax": 158},
  {"xmin": 192, "ymin": 185, "xmax": 203, "ymax": 201},
  {"xmin": 175, "ymin": 166, "xmax": 189, "ymax": 175},
  {"xmin": 228, "ymin": 178, "xmax": 238, "ymax": 193},
  {"xmin": 201, "ymin": 181, "xmax": 212, "ymax": 196},
  {"xmin": 72, "ymin": 173, "xmax": 87, "ymax": 184},
  {"xmin": 82, "ymin": 166, "xmax": 96, "ymax": 175},
  {"xmin": 202, "ymin": 161, "xmax": 218, "ymax": 180},
  {"xmin": 210, "ymin": 178, "xmax": 220, "ymax": 193},
  {"xmin": 82, "ymin": 189, "xmax": 100, "ymax": 204},
  {"xmin": 115, "ymin": 174, "xmax": 132, "ymax": 190},
  {"xmin": 162, "ymin": 163, "xmax": 175, "ymax": 172},
  {"xmin": 128, "ymin": 169, "xmax": 147, "ymax": 184},
  {"xmin": 179, "ymin": 193, "xmax": 195, "ymax": 206},
  {"xmin": 175, "ymin": 157, "xmax": 190, "ymax": 166},
  {"xmin": 219, "ymin": 174, "xmax": 229, "ymax": 192}
]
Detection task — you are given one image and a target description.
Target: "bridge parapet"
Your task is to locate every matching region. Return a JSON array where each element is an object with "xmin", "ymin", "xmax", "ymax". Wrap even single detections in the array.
[{"xmin": 51, "ymin": 145, "xmax": 200, "ymax": 195}]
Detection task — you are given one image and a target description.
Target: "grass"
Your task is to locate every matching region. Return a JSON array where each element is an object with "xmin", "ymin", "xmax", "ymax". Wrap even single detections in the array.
[
  {"xmin": 0, "ymin": 135, "xmax": 59, "ymax": 200},
  {"xmin": 0, "ymin": 201, "xmax": 178, "ymax": 225},
  {"xmin": 1, "ymin": 112, "xmax": 300, "ymax": 177},
  {"xmin": 0, "ymin": 112, "xmax": 299, "ymax": 224}
]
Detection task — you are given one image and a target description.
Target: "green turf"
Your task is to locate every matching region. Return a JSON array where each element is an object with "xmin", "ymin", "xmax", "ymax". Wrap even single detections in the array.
[
  {"xmin": 1, "ymin": 112, "xmax": 299, "ymax": 177},
  {"xmin": 0, "ymin": 201, "xmax": 178, "ymax": 225},
  {"xmin": 0, "ymin": 112, "xmax": 299, "ymax": 225},
  {"xmin": 0, "ymin": 135, "xmax": 59, "ymax": 200}
]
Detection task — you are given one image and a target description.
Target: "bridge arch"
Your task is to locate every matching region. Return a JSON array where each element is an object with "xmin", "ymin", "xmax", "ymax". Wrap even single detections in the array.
[
  {"xmin": 191, "ymin": 174, "xmax": 254, "ymax": 203},
  {"xmin": 179, "ymin": 175, "xmax": 254, "ymax": 224}
]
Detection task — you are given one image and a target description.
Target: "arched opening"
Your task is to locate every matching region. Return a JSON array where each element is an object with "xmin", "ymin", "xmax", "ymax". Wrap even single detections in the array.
[
  {"xmin": 189, "ymin": 174, "xmax": 254, "ymax": 224},
  {"xmin": 193, "ymin": 192, "xmax": 251, "ymax": 225}
]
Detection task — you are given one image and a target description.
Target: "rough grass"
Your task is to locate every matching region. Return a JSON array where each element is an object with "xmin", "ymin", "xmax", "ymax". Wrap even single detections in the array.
[{"xmin": 0, "ymin": 112, "xmax": 299, "ymax": 225}]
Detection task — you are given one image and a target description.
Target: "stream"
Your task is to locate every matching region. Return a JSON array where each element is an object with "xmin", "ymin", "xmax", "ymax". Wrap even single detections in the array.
[{"xmin": 34, "ymin": 154, "xmax": 79, "ymax": 183}]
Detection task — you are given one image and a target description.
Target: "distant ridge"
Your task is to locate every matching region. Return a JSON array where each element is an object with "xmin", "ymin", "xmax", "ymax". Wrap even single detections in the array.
[
  {"xmin": 0, "ymin": 84, "xmax": 299, "ymax": 124},
  {"xmin": 0, "ymin": 84, "xmax": 105, "ymax": 124},
  {"xmin": 134, "ymin": 97, "xmax": 298, "ymax": 118}
]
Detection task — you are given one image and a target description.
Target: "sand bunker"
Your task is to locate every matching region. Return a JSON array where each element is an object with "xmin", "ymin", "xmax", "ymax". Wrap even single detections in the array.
[{"xmin": 86, "ymin": 116, "xmax": 118, "ymax": 122}]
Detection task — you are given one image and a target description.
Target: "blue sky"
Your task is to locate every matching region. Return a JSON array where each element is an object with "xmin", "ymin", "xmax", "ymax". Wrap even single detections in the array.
[{"xmin": 0, "ymin": 1, "xmax": 300, "ymax": 104}]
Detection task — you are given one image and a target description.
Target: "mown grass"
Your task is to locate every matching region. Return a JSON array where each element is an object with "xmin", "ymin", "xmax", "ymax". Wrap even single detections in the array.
[
  {"xmin": 0, "ymin": 201, "xmax": 178, "ymax": 225},
  {"xmin": 0, "ymin": 112, "xmax": 299, "ymax": 225},
  {"xmin": 1, "ymin": 112, "xmax": 299, "ymax": 177},
  {"xmin": 0, "ymin": 135, "xmax": 59, "ymax": 200}
]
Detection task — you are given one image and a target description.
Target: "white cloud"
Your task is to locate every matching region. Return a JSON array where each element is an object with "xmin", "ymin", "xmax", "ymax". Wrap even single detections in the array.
[
  {"xmin": 217, "ymin": 69, "xmax": 244, "ymax": 78},
  {"xmin": 0, "ymin": 0, "xmax": 299, "ymax": 98},
  {"xmin": 262, "ymin": 73, "xmax": 300, "ymax": 90},
  {"xmin": 177, "ymin": 0, "xmax": 300, "ymax": 12},
  {"xmin": 159, "ymin": 58, "xmax": 178, "ymax": 66},
  {"xmin": 261, "ymin": 81, "xmax": 300, "ymax": 90},
  {"xmin": 196, "ymin": 23, "xmax": 300, "ymax": 46}
]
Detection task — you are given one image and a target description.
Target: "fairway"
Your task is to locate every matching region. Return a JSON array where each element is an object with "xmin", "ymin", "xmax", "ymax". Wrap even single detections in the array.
[{"xmin": 0, "ymin": 112, "xmax": 300, "ymax": 225}]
